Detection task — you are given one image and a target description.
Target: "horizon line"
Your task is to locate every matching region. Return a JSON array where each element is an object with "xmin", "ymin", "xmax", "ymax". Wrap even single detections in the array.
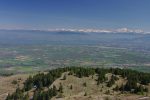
[{"xmin": 0, "ymin": 27, "xmax": 149, "ymax": 34}]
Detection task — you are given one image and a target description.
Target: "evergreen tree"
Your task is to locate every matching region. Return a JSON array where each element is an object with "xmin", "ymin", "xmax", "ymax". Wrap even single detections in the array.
[
  {"xmin": 59, "ymin": 83, "xmax": 63, "ymax": 93},
  {"xmin": 83, "ymin": 82, "xmax": 87, "ymax": 87},
  {"xmin": 70, "ymin": 85, "xmax": 73, "ymax": 90}
]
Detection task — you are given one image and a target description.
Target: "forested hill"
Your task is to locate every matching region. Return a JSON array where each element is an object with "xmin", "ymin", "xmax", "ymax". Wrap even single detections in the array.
[{"xmin": 6, "ymin": 67, "xmax": 150, "ymax": 100}]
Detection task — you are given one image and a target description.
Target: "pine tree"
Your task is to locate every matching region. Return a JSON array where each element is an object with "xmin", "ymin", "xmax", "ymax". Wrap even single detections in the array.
[
  {"xmin": 83, "ymin": 82, "xmax": 87, "ymax": 87},
  {"xmin": 84, "ymin": 92, "xmax": 87, "ymax": 96},
  {"xmin": 59, "ymin": 83, "xmax": 63, "ymax": 93},
  {"xmin": 70, "ymin": 85, "xmax": 73, "ymax": 90},
  {"xmin": 52, "ymin": 85, "xmax": 57, "ymax": 96}
]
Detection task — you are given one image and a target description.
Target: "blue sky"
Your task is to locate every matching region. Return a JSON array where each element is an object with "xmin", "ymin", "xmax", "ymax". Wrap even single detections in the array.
[{"xmin": 0, "ymin": 0, "xmax": 150, "ymax": 31}]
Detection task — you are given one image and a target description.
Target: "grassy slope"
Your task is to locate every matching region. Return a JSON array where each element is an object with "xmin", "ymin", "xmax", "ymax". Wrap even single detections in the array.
[
  {"xmin": 0, "ymin": 74, "xmax": 29, "ymax": 100},
  {"xmin": 1, "ymin": 71, "xmax": 150, "ymax": 100},
  {"xmin": 50, "ymin": 72, "xmax": 150, "ymax": 100}
]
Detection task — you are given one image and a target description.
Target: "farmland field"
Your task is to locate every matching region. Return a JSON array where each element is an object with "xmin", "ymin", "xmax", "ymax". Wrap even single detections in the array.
[{"xmin": 0, "ymin": 45, "xmax": 150, "ymax": 74}]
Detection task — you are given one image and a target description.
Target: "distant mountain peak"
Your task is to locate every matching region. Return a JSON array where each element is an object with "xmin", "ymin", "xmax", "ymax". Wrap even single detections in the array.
[{"xmin": 47, "ymin": 28, "xmax": 145, "ymax": 34}]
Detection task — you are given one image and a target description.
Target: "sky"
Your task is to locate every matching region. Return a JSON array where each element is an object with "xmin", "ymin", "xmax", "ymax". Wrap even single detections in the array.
[{"xmin": 0, "ymin": 0, "xmax": 150, "ymax": 31}]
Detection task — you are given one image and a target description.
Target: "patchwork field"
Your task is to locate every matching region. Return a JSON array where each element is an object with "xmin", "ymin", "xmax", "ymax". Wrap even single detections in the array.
[{"xmin": 0, "ymin": 45, "xmax": 150, "ymax": 75}]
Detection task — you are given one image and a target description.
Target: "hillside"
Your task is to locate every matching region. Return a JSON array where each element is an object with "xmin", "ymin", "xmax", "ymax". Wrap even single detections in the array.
[
  {"xmin": 4, "ymin": 67, "xmax": 150, "ymax": 100},
  {"xmin": 0, "ymin": 74, "xmax": 29, "ymax": 100}
]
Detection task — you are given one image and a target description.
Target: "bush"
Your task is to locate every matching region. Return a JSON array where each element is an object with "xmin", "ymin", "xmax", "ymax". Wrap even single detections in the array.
[{"xmin": 12, "ymin": 80, "xmax": 17, "ymax": 85}]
